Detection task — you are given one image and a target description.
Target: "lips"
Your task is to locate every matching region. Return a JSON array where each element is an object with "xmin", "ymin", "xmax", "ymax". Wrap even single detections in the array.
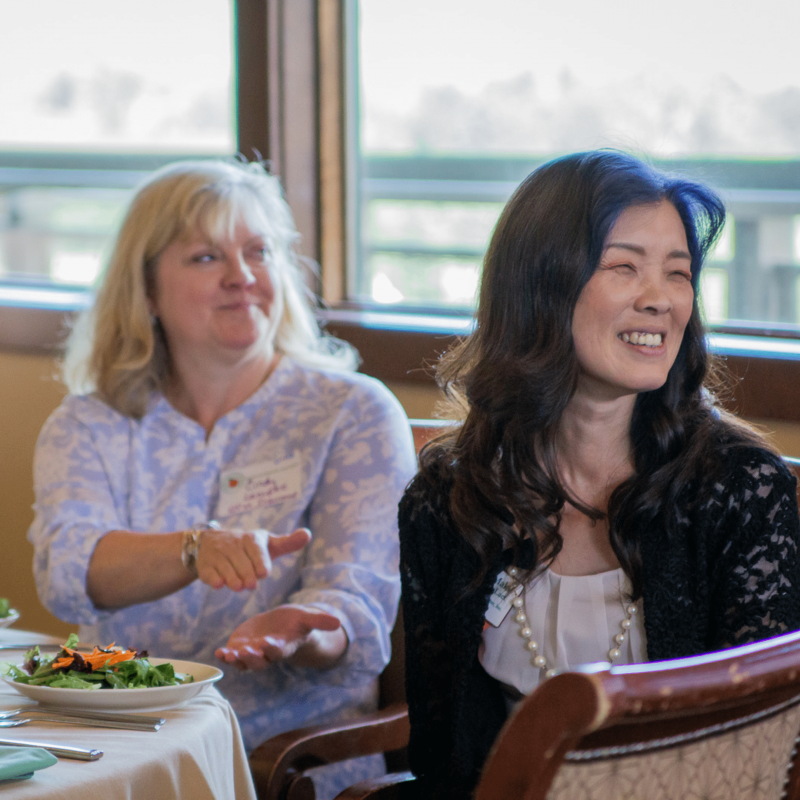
[{"xmin": 219, "ymin": 300, "xmax": 254, "ymax": 311}]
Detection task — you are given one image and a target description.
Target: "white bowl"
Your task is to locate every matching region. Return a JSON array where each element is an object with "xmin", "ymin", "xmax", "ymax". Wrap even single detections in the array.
[
  {"xmin": 0, "ymin": 611, "xmax": 20, "ymax": 630},
  {"xmin": 3, "ymin": 657, "xmax": 224, "ymax": 712}
]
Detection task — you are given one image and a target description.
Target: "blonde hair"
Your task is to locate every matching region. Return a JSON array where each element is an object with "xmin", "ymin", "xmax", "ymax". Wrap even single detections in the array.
[{"xmin": 63, "ymin": 159, "xmax": 357, "ymax": 417}]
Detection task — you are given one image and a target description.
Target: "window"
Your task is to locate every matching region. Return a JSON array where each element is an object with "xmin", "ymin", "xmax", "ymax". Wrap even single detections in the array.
[
  {"xmin": 3, "ymin": 0, "xmax": 800, "ymax": 426},
  {"xmin": 352, "ymin": 0, "xmax": 800, "ymax": 332},
  {"xmin": 0, "ymin": 0, "xmax": 235, "ymax": 292}
]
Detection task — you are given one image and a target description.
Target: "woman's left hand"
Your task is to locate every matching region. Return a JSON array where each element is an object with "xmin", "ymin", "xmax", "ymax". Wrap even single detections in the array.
[{"xmin": 214, "ymin": 604, "xmax": 348, "ymax": 670}]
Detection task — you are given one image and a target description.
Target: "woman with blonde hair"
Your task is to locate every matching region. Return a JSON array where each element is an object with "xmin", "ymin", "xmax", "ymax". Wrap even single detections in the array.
[{"xmin": 30, "ymin": 159, "xmax": 416, "ymax": 798}]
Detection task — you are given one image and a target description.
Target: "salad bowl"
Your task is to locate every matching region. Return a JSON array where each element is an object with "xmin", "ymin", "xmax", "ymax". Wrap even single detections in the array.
[{"xmin": 3, "ymin": 658, "xmax": 223, "ymax": 712}]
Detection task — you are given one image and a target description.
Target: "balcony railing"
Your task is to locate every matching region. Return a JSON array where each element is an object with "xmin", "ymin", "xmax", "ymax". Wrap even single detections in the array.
[
  {"xmin": 2, "ymin": 153, "xmax": 800, "ymax": 330},
  {"xmin": 360, "ymin": 155, "xmax": 800, "ymax": 327}
]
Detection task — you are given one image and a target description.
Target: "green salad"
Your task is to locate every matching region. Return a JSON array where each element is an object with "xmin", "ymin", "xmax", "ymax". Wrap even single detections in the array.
[
  {"xmin": 0, "ymin": 598, "xmax": 14, "ymax": 618},
  {"xmin": 3, "ymin": 633, "xmax": 194, "ymax": 690}
]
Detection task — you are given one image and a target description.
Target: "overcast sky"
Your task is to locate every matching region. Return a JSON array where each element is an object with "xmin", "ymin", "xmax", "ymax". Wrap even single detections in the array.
[
  {"xmin": 2, "ymin": 0, "xmax": 799, "ymax": 154},
  {"xmin": 0, "ymin": 0, "xmax": 233, "ymax": 149},
  {"xmin": 360, "ymin": 0, "xmax": 800, "ymax": 109}
]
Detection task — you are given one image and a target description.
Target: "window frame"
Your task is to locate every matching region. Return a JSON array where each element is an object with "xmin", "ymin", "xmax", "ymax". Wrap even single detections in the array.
[{"xmin": 2, "ymin": 0, "xmax": 800, "ymax": 428}]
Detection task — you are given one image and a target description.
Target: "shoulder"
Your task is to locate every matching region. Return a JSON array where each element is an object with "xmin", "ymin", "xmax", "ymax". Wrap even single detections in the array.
[
  {"xmin": 709, "ymin": 444, "xmax": 796, "ymax": 500},
  {"xmin": 399, "ymin": 455, "xmax": 454, "ymax": 536},
  {"xmin": 686, "ymin": 444, "xmax": 799, "ymax": 545},
  {"xmin": 39, "ymin": 393, "xmax": 130, "ymax": 440},
  {"xmin": 34, "ymin": 394, "xmax": 138, "ymax": 481},
  {"xmin": 274, "ymin": 360, "xmax": 415, "ymax": 470},
  {"xmin": 399, "ymin": 459, "xmax": 468, "ymax": 600},
  {"xmin": 277, "ymin": 359, "xmax": 406, "ymax": 419}
]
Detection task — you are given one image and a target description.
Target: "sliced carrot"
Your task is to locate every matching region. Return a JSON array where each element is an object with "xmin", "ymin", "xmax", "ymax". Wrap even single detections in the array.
[{"xmin": 50, "ymin": 643, "xmax": 138, "ymax": 673}]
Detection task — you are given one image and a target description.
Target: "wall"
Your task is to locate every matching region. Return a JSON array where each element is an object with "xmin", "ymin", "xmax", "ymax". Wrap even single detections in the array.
[
  {"xmin": 384, "ymin": 380, "xmax": 442, "ymax": 420},
  {"xmin": 2, "ymin": 349, "xmax": 800, "ymax": 637},
  {"xmin": 0, "ymin": 350, "xmax": 71, "ymax": 637}
]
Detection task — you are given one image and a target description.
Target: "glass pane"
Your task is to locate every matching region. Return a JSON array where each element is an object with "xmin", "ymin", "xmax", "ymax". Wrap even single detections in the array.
[
  {"xmin": 0, "ymin": 0, "xmax": 234, "ymax": 153},
  {"xmin": 0, "ymin": 188, "xmax": 131, "ymax": 287},
  {"xmin": 0, "ymin": 0, "xmax": 234, "ymax": 290},
  {"xmin": 355, "ymin": 0, "xmax": 800, "ymax": 328}
]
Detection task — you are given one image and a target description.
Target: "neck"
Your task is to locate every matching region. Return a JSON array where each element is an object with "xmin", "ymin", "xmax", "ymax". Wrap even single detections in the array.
[
  {"xmin": 165, "ymin": 349, "xmax": 280, "ymax": 435},
  {"xmin": 555, "ymin": 391, "xmax": 636, "ymax": 508}
]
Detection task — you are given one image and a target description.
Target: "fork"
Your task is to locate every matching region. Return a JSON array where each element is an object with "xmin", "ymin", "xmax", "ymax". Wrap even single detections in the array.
[
  {"xmin": 0, "ymin": 714, "xmax": 161, "ymax": 731},
  {"xmin": 0, "ymin": 707, "xmax": 164, "ymax": 726}
]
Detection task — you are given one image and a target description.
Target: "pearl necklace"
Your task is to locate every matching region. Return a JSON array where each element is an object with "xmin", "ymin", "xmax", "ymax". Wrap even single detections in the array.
[{"xmin": 506, "ymin": 566, "xmax": 638, "ymax": 679}]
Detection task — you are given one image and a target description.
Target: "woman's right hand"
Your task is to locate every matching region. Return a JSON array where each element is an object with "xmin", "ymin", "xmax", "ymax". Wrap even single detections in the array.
[{"xmin": 196, "ymin": 527, "xmax": 311, "ymax": 591}]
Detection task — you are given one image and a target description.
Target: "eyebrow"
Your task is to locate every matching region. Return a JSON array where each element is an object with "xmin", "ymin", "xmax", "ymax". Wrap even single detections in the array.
[{"xmin": 605, "ymin": 242, "xmax": 691, "ymax": 261}]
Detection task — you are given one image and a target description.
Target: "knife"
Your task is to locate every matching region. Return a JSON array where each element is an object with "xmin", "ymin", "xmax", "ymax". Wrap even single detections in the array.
[
  {"xmin": 0, "ymin": 643, "xmax": 91, "ymax": 651},
  {"xmin": 0, "ymin": 737, "xmax": 103, "ymax": 760},
  {"xmin": 32, "ymin": 708, "xmax": 165, "ymax": 727},
  {"xmin": 4, "ymin": 713, "xmax": 162, "ymax": 732}
]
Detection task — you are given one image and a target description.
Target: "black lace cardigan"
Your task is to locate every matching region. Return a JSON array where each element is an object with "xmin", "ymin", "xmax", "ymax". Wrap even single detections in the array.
[{"xmin": 398, "ymin": 446, "xmax": 800, "ymax": 800}]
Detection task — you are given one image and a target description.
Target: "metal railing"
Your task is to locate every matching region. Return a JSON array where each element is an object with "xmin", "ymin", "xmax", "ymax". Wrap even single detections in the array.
[
  {"xmin": 360, "ymin": 155, "xmax": 800, "ymax": 326},
  {"xmin": 3, "ymin": 152, "xmax": 800, "ymax": 328}
]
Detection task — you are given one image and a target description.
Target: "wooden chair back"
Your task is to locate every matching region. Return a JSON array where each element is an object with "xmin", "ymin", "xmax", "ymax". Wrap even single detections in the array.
[
  {"xmin": 409, "ymin": 418, "xmax": 451, "ymax": 453},
  {"xmin": 476, "ymin": 629, "xmax": 800, "ymax": 800}
]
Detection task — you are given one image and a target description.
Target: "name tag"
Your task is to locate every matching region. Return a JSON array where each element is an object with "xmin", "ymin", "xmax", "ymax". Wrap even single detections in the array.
[
  {"xmin": 216, "ymin": 456, "xmax": 303, "ymax": 519},
  {"xmin": 485, "ymin": 570, "xmax": 523, "ymax": 627}
]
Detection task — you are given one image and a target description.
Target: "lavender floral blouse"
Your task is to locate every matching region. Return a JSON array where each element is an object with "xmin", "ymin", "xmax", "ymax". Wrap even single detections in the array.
[{"xmin": 28, "ymin": 357, "xmax": 417, "ymax": 798}]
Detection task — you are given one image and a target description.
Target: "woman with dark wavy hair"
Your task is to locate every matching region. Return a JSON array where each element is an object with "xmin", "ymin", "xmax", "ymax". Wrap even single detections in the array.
[{"xmin": 399, "ymin": 150, "xmax": 800, "ymax": 799}]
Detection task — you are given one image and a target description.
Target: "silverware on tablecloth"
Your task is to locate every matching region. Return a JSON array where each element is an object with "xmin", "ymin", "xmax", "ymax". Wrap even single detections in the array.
[
  {"xmin": 0, "ymin": 737, "xmax": 102, "ymax": 761},
  {"xmin": 0, "ymin": 715, "xmax": 160, "ymax": 732},
  {"xmin": 0, "ymin": 643, "xmax": 94, "ymax": 651},
  {"xmin": 0, "ymin": 708, "xmax": 165, "ymax": 728}
]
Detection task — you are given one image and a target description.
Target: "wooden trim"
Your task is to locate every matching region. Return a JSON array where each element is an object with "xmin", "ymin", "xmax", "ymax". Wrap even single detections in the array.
[
  {"xmin": 236, "ymin": 0, "xmax": 320, "ymax": 268},
  {"xmin": 0, "ymin": 306, "xmax": 72, "ymax": 353},
  {"xmin": 279, "ymin": 0, "xmax": 319, "ymax": 265},
  {"xmin": 722, "ymin": 353, "xmax": 800, "ymax": 421},
  {"xmin": 324, "ymin": 317, "xmax": 455, "ymax": 384},
  {"xmin": 3, "ymin": 301, "xmax": 800, "ymax": 424},
  {"xmin": 324, "ymin": 316, "xmax": 800, "ymax": 424},
  {"xmin": 318, "ymin": 0, "xmax": 346, "ymax": 303},
  {"xmin": 235, "ymin": 0, "xmax": 285, "ymax": 171},
  {"xmin": 235, "ymin": 0, "xmax": 271, "ymax": 162}
]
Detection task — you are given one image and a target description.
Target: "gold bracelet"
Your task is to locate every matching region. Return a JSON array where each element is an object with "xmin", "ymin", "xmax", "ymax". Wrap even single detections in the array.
[{"xmin": 180, "ymin": 521, "xmax": 220, "ymax": 576}]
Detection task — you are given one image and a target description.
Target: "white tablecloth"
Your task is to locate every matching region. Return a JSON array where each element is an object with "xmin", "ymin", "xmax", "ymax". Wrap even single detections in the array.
[{"xmin": 0, "ymin": 629, "xmax": 257, "ymax": 799}]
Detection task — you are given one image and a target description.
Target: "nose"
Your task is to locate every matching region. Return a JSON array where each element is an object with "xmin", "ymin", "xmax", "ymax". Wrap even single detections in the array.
[
  {"xmin": 222, "ymin": 251, "xmax": 256, "ymax": 287},
  {"xmin": 633, "ymin": 276, "xmax": 672, "ymax": 314}
]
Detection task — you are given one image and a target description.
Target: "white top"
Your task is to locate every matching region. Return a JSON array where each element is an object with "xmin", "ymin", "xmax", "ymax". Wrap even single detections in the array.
[
  {"xmin": 479, "ymin": 567, "xmax": 648, "ymax": 699},
  {"xmin": 27, "ymin": 357, "xmax": 417, "ymax": 798}
]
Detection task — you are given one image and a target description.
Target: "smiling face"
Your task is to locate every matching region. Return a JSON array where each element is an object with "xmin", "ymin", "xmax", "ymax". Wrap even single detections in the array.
[
  {"xmin": 571, "ymin": 200, "xmax": 695, "ymax": 402},
  {"xmin": 149, "ymin": 220, "xmax": 283, "ymax": 370}
]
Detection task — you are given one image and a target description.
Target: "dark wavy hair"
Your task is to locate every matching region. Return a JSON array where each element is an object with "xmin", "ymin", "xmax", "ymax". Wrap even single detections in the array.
[{"xmin": 421, "ymin": 150, "xmax": 767, "ymax": 597}]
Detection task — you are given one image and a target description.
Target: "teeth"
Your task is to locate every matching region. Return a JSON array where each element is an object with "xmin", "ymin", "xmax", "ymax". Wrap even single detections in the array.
[{"xmin": 620, "ymin": 332, "xmax": 662, "ymax": 348}]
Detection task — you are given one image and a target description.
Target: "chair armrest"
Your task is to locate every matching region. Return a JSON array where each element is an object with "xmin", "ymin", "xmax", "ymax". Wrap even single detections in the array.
[
  {"xmin": 249, "ymin": 703, "xmax": 410, "ymax": 800},
  {"xmin": 335, "ymin": 770, "xmax": 417, "ymax": 799}
]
